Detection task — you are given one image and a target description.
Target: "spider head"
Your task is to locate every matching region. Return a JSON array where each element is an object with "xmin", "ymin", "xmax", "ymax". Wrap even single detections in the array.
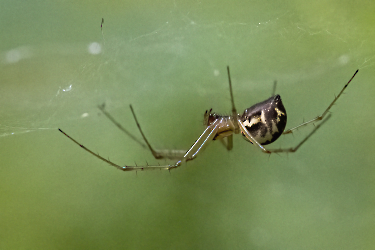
[
  {"xmin": 240, "ymin": 95, "xmax": 287, "ymax": 145},
  {"xmin": 204, "ymin": 109, "xmax": 220, "ymax": 126}
]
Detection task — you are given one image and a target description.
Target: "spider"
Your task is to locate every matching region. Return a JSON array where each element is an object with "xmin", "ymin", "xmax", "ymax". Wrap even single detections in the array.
[{"xmin": 59, "ymin": 67, "xmax": 358, "ymax": 171}]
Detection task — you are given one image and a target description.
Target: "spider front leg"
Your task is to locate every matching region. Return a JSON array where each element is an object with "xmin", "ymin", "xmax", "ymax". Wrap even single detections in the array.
[
  {"xmin": 58, "ymin": 118, "xmax": 223, "ymax": 171},
  {"xmin": 118, "ymin": 118, "xmax": 223, "ymax": 171},
  {"xmin": 126, "ymin": 118, "xmax": 223, "ymax": 171}
]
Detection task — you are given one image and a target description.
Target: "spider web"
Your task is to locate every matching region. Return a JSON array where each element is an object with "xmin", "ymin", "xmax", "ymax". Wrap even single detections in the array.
[
  {"xmin": 1, "ymin": 2, "xmax": 375, "ymax": 249},
  {"xmin": 0, "ymin": 2, "xmax": 373, "ymax": 144}
]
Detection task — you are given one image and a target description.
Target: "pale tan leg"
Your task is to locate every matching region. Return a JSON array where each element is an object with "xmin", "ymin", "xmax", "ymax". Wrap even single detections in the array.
[
  {"xmin": 58, "ymin": 119, "xmax": 222, "ymax": 171},
  {"xmin": 129, "ymin": 105, "xmax": 186, "ymax": 160},
  {"xmin": 268, "ymin": 114, "xmax": 331, "ymax": 153},
  {"xmin": 237, "ymin": 119, "xmax": 271, "ymax": 153},
  {"xmin": 283, "ymin": 70, "xmax": 358, "ymax": 134}
]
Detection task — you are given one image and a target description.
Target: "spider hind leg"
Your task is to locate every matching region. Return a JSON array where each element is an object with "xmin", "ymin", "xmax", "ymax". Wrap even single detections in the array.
[
  {"xmin": 268, "ymin": 114, "xmax": 332, "ymax": 153},
  {"xmin": 283, "ymin": 69, "xmax": 358, "ymax": 134}
]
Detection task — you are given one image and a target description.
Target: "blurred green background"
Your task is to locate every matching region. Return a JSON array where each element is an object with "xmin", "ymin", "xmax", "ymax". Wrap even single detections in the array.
[{"xmin": 1, "ymin": 0, "xmax": 374, "ymax": 249}]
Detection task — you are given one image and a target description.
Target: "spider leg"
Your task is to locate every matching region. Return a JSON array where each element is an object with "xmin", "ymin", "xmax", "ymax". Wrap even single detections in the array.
[
  {"xmin": 123, "ymin": 118, "xmax": 222, "ymax": 171},
  {"xmin": 58, "ymin": 128, "xmax": 124, "ymax": 170},
  {"xmin": 98, "ymin": 103, "xmax": 147, "ymax": 149},
  {"xmin": 59, "ymin": 119, "xmax": 222, "ymax": 171},
  {"xmin": 237, "ymin": 119, "xmax": 271, "ymax": 153},
  {"xmin": 227, "ymin": 66, "xmax": 239, "ymax": 133},
  {"xmin": 283, "ymin": 69, "xmax": 358, "ymax": 134},
  {"xmin": 268, "ymin": 114, "xmax": 332, "ymax": 153},
  {"xmin": 129, "ymin": 104, "xmax": 187, "ymax": 160},
  {"xmin": 213, "ymin": 66, "xmax": 237, "ymax": 152},
  {"xmin": 219, "ymin": 135, "xmax": 234, "ymax": 151},
  {"xmin": 226, "ymin": 135, "xmax": 233, "ymax": 150},
  {"xmin": 182, "ymin": 118, "xmax": 222, "ymax": 159},
  {"xmin": 271, "ymin": 80, "xmax": 277, "ymax": 97}
]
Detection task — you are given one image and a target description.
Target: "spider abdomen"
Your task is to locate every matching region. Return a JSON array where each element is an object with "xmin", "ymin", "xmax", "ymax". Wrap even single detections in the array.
[{"xmin": 241, "ymin": 95, "xmax": 287, "ymax": 145}]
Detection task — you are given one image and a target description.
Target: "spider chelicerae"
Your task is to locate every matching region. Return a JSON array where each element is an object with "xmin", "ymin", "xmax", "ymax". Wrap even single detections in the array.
[{"xmin": 59, "ymin": 67, "xmax": 358, "ymax": 171}]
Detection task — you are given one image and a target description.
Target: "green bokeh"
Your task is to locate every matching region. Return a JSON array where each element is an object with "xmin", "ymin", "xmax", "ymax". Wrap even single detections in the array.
[{"xmin": 1, "ymin": 0, "xmax": 374, "ymax": 249}]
